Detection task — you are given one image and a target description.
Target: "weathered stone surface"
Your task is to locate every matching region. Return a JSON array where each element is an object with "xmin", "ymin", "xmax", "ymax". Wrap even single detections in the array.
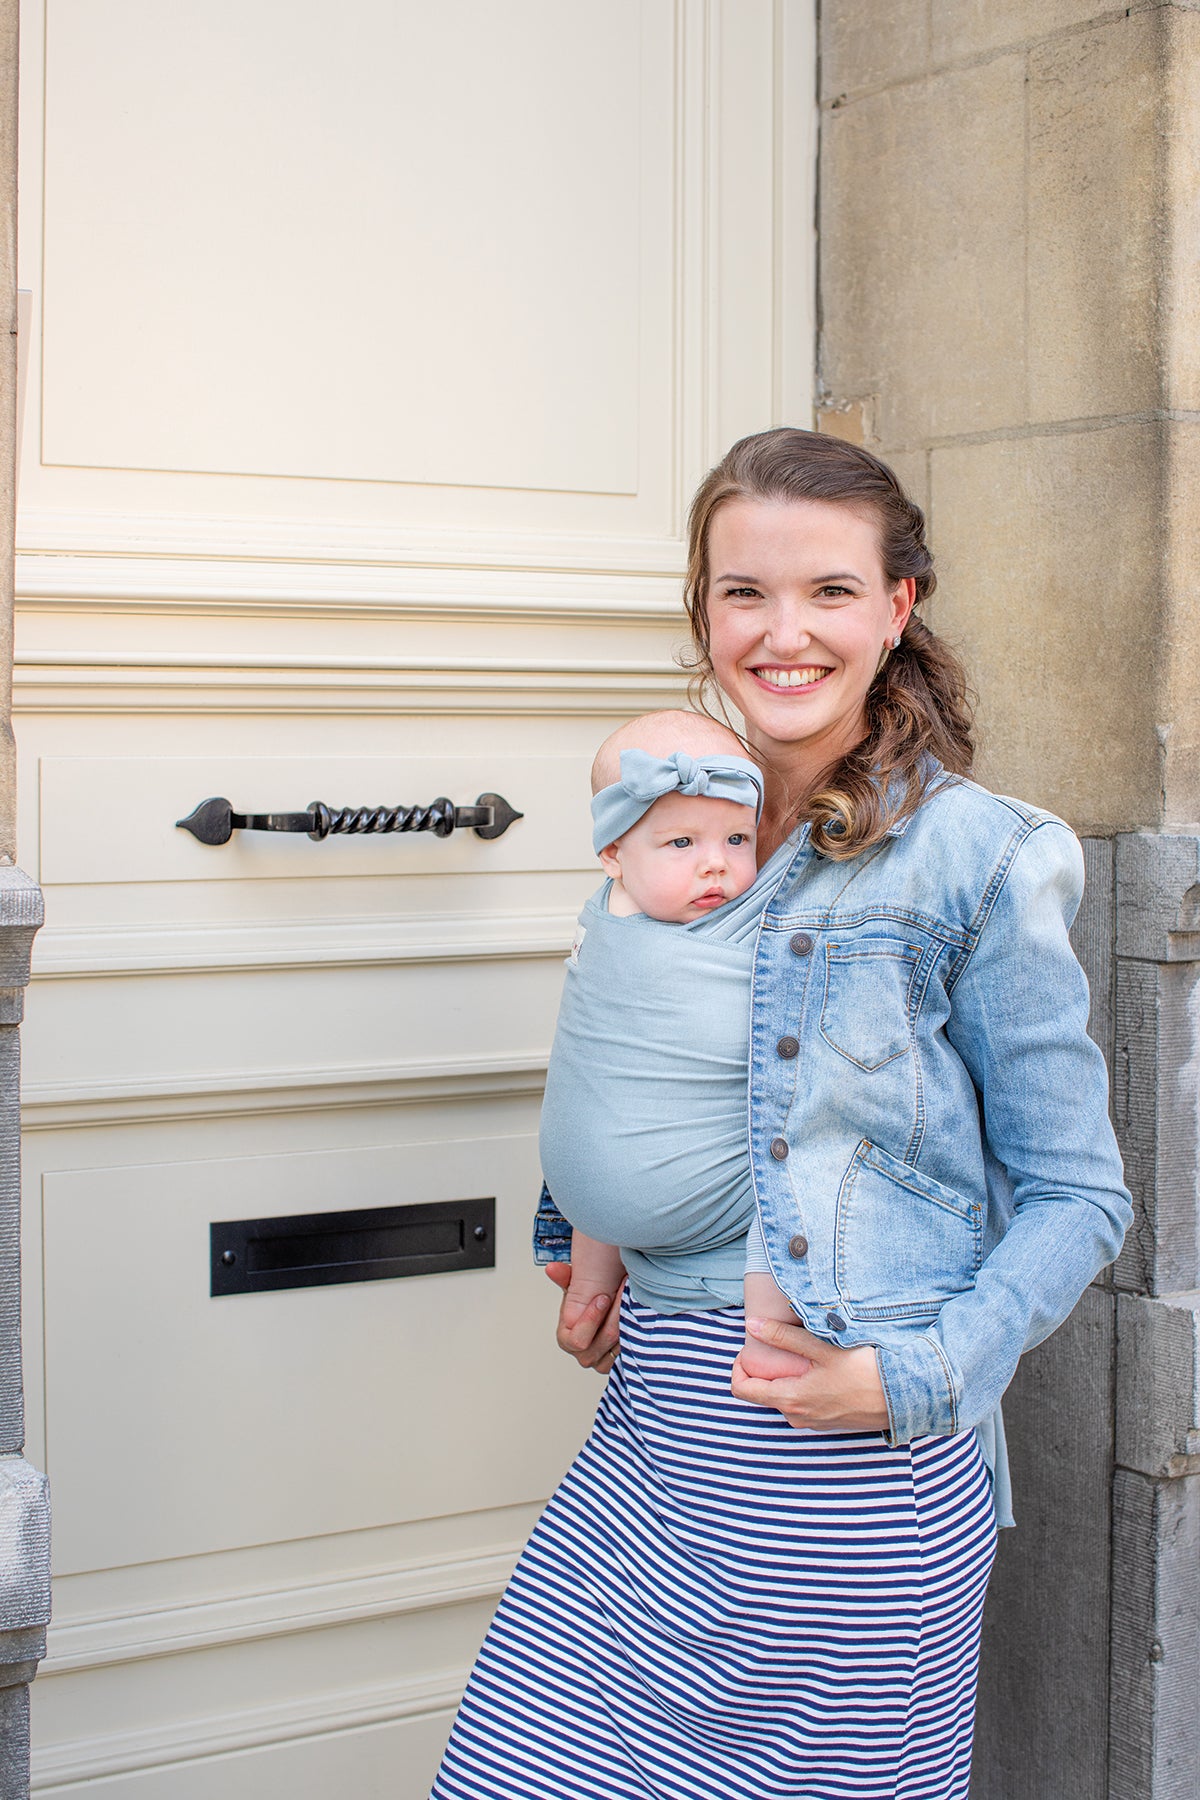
[
  {"xmin": 1028, "ymin": 11, "xmax": 1166, "ymax": 423},
  {"xmin": 820, "ymin": 55, "xmax": 1026, "ymax": 445},
  {"xmin": 1110, "ymin": 1469, "xmax": 1200, "ymax": 1800},
  {"xmin": 973, "ymin": 1288, "xmax": 1115, "ymax": 1800},
  {"xmin": 0, "ymin": 1462, "xmax": 48, "ymax": 1646},
  {"xmin": 931, "ymin": 0, "xmax": 1125, "ymax": 64},
  {"xmin": 1161, "ymin": 420, "xmax": 1200, "ymax": 826},
  {"xmin": 1166, "ymin": 8, "xmax": 1200, "ymax": 415},
  {"xmin": 0, "ymin": 0, "xmax": 15, "ymax": 862},
  {"xmin": 1111, "ymin": 959, "xmax": 1200, "ymax": 1299},
  {"xmin": 820, "ymin": 0, "xmax": 927, "ymax": 101},
  {"xmin": 930, "ymin": 425, "xmax": 1164, "ymax": 831},
  {"xmin": 1074, "ymin": 837, "xmax": 1114, "ymax": 1060},
  {"xmin": 1117, "ymin": 1292, "xmax": 1200, "ymax": 1479},
  {"xmin": 0, "ymin": 1684, "xmax": 28, "ymax": 1800}
]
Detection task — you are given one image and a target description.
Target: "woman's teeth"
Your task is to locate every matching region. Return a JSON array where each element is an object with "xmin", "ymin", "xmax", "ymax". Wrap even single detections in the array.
[{"xmin": 755, "ymin": 666, "xmax": 831, "ymax": 688}]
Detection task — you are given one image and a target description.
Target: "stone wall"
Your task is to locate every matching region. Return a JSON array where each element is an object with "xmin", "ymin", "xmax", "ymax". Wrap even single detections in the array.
[
  {"xmin": 0, "ymin": 3, "xmax": 48, "ymax": 1797},
  {"xmin": 818, "ymin": 5, "xmax": 1200, "ymax": 1797}
]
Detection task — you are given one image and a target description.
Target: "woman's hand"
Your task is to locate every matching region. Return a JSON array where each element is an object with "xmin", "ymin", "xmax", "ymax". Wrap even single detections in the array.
[
  {"xmin": 730, "ymin": 1315, "xmax": 890, "ymax": 1432},
  {"xmin": 545, "ymin": 1263, "xmax": 624, "ymax": 1374}
]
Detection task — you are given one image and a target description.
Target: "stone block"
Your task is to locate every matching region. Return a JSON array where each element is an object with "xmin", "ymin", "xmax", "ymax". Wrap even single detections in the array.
[
  {"xmin": 931, "ymin": 0, "xmax": 1115, "ymax": 64},
  {"xmin": 1114, "ymin": 832, "xmax": 1200, "ymax": 964},
  {"xmin": 1110, "ymin": 1469, "xmax": 1200, "ymax": 1800},
  {"xmin": 973, "ymin": 1287, "xmax": 1115, "ymax": 1800},
  {"xmin": 1111, "ymin": 959, "xmax": 1200, "ymax": 1299},
  {"xmin": 1028, "ymin": 11, "xmax": 1167, "ymax": 422},
  {"xmin": 1165, "ymin": 8, "xmax": 1200, "ymax": 414},
  {"xmin": 929, "ymin": 425, "xmax": 1164, "ymax": 830},
  {"xmin": 1074, "ymin": 837, "xmax": 1114, "ymax": 1060},
  {"xmin": 0, "ymin": 1684, "xmax": 28, "ymax": 1800},
  {"xmin": 1116, "ymin": 1292, "xmax": 1200, "ymax": 1479},
  {"xmin": 0, "ymin": 1461, "xmax": 49, "ymax": 1639},
  {"xmin": 819, "ymin": 55, "xmax": 1026, "ymax": 444},
  {"xmin": 1161, "ymin": 420, "xmax": 1200, "ymax": 825},
  {"xmin": 820, "ymin": 0, "xmax": 927, "ymax": 102}
]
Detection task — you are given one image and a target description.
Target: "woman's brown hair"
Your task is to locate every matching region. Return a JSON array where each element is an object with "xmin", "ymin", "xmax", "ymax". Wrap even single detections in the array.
[{"xmin": 683, "ymin": 427, "xmax": 974, "ymax": 860}]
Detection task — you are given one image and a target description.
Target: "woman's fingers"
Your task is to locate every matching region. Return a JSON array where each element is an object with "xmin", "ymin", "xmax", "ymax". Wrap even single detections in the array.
[
  {"xmin": 745, "ymin": 1315, "xmax": 827, "ymax": 1358},
  {"xmin": 549, "ymin": 1273, "xmax": 625, "ymax": 1371},
  {"xmin": 731, "ymin": 1341, "xmax": 890, "ymax": 1432}
]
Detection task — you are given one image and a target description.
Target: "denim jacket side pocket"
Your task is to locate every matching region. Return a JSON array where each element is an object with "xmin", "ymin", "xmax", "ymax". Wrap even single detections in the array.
[{"xmin": 834, "ymin": 1140, "xmax": 983, "ymax": 1320}]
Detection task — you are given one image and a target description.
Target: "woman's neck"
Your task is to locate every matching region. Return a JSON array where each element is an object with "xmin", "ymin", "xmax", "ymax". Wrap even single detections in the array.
[{"xmin": 748, "ymin": 734, "xmax": 843, "ymax": 863}]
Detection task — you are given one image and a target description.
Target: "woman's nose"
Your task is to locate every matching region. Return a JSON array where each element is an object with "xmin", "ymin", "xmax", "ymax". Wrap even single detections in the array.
[{"xmin": 763, "ymin": 599, "xmax": 811, "ymax": 656}]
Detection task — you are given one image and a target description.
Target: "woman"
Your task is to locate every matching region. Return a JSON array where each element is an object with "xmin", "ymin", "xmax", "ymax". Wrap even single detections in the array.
[{"xmin": 430, "ymin": 429, "xmax": 1131, "ymax": 1800}]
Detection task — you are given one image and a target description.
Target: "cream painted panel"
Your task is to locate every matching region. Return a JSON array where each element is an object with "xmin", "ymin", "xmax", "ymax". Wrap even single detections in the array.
[
  {"xmin": 22, "ymin": 958, "xmax": 566, "ymax": 1094},
  {"xmin": 33, "ymin": 1710, "xmax": 453, "ymax": 1799},
  {"xmin": 43, "ymin": 1133, "xmax": 586, "ymax": 1572},
  {"xmin": 39, "ymin": 755, "xmax": 594, "ymax": 885},
  {"xmin": 41, "ymin": 0, "xmax": 646, "ymax": 497}
]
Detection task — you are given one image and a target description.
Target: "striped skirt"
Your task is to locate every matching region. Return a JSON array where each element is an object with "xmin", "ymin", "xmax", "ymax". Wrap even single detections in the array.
[{"xmin": 431, "ymin": 1297, "xmax": 997, "ymax": 1800}]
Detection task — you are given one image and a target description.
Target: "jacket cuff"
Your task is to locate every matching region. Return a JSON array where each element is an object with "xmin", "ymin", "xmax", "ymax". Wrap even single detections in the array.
[{"xmin": 875, "ymin": 1334, "xmax": 959, "ymax": 1443}]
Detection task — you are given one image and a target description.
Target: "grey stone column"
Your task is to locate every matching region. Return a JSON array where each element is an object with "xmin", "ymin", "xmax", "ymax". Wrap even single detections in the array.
[
  {"xmin": 0, "ymin": 873, "xmax": 46, "ymax": 1800},
  {"xmin": 0, "ymin": 3, "xmax": 49, "ymax": 1795},
  {"xmin": 1106, "ymin": 834, "xmax": 1200, "ymax": 1800}
]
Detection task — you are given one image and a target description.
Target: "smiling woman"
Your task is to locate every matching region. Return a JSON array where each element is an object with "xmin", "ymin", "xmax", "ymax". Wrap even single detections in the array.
[{"xmin": 430, "ymin": 429, "xmax": 1131, "ymax": 1800}]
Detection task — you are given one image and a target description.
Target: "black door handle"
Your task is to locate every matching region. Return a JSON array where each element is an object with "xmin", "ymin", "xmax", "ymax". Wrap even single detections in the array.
[{"xmin": 176, "ymin": 792, "xmax": 523, "ymax": 846}]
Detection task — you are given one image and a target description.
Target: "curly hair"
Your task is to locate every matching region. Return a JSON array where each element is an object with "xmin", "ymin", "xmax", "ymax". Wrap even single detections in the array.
[{"xmin": 683, "ymin": 427, "xmax": 974, "ymax": 859}]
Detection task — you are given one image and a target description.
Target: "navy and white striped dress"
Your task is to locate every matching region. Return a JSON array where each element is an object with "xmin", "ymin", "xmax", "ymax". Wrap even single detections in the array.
[{"xmin": 431, "ymin": 1296, "xmax": 997, "ymax": 1800}]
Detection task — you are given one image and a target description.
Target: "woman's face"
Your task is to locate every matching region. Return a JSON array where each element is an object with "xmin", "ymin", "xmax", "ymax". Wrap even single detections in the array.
[{"xmin": 704, "ymin": 497, "xmax": 914, "ymax": 781}]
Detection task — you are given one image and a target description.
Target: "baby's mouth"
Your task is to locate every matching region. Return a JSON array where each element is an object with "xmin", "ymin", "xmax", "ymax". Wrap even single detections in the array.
[
  {"xmin": 752, "ymin": 665, "xmax": 833, "ymax": 689},
  {"xmin": 693, "ymin": 888, "xmax": 727, "ymax": 908}
]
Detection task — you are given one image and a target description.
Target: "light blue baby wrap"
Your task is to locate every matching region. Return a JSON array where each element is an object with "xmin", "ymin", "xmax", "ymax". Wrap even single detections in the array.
[
  {"xmin": 538, "ymin": 850, "xmax": 789, "ymax": 1313},
  {"xmin": 539, "ymin": 746, "xmax": 1014, "ymax": 1522}
]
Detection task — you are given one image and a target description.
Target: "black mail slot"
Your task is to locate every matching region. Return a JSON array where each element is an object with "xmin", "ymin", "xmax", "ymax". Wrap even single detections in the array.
[{"xmin": 210, "ymin": 1198, "xmax": 495, "ymax": 1296}]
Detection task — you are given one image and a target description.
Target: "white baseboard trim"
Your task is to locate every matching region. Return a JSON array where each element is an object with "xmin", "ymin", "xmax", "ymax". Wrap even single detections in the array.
[
  {"xmin": 31, "ymin": 1667, "xmax": 466, "ymax": 1789},
  {"xmin": 42, "ymin": 1545, "xmax": 518, "ymax": 1677}
]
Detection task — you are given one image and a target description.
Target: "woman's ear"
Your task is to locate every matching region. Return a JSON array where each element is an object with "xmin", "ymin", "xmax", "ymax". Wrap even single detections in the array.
[
  {"xmin": 597, "ymin": 842, "xmax": 623, "ymax": 881},
  {"xmin": 891, "ymin": 576, "xmax": 916, "ymax": 638}
]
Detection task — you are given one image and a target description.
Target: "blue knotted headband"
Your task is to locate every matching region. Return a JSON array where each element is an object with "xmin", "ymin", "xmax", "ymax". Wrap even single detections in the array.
[{"xmin": 591, "ymin": 749, "xmax": 765, "ymax": 853}]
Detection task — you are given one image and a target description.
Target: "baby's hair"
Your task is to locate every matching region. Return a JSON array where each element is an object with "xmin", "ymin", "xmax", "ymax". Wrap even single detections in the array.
[{"xmin": 591, "ymin": 710, "xmax": 751, "ymax": 796}]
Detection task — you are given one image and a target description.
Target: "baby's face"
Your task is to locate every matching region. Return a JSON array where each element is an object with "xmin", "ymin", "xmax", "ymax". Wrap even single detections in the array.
[{"xmin": 601, "ymin": 791, "xmax": 758, "ymax": 922}]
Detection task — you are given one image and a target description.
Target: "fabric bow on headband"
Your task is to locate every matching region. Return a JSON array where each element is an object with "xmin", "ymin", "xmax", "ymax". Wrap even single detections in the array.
[{"xmin": 591, "ymin": 748, "xmax": 765, "ymax": 853}]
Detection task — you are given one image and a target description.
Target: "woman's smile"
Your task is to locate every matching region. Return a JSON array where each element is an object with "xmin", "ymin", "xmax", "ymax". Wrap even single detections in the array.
[{"xmin": 750, "ymin": 664, "xmax": 835, "ymax": 691}]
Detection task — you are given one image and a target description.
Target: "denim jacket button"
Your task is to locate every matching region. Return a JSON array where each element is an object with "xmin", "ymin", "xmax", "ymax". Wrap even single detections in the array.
[
  {"xmin": 789, "ymin": 932, "xmax": 814, "ymax": 956},
  {"xmin": 825, "ymin": 1310, "xmax": 846, "ymax": 1332},
  {"xmin": 788, "ymin": 1233, "xmax": 809, "ymax": 1259},
  {"xmin": 770, "ymin": 1136, "xmax": 790, "ymax": 1161},
  {"xmin": 776, "ymin": 1035, "xmax": 800, "ymax": 1059}
]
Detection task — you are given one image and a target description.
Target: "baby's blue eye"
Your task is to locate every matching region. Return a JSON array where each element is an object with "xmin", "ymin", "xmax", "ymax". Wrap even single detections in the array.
[
  {"xmin": 728, "ymin": 833, "xmax": 749, "ymax": 846},
  {"xmin": 670, "ymin": 837, "xmax": 692, "ymax": 849}
]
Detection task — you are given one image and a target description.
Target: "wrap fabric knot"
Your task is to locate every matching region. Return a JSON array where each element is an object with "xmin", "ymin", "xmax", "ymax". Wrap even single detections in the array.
[{"xmin": 591, "ymin": 748, "xmax": 764, "ymax": 853}]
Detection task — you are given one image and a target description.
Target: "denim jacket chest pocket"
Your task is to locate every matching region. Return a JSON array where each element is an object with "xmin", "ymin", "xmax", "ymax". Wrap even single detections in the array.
[{"xmin": 819, "ymin": 936, "xmax": 924, "ymax": 1071}]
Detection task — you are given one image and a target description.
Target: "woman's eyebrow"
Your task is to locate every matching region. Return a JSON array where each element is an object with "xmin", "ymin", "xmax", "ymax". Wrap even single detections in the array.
[{"xmin": 714, "ymin": 568, "xmax": 868, "ymax": 585}]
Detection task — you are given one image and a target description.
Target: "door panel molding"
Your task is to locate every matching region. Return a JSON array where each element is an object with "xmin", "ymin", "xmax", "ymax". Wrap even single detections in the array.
[{"xmin": 23, "ymin": 1050, "xmax": 550, "ymax": 1131}]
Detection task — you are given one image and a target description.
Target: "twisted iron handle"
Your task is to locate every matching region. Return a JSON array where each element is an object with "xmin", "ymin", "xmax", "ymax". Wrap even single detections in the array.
[
  {"xmin": 177, "ymin": 792, "xmax": 522, "ymax": 846},
  {"xmin": 307, "ymin": 798, "xmax": 456, "ymax": 840}
]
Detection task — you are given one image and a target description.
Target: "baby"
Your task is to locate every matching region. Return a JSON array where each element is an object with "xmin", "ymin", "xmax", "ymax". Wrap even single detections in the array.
[{"xmin": 538, "ymin": 708, "xmax": 812, "ymax": 1384}]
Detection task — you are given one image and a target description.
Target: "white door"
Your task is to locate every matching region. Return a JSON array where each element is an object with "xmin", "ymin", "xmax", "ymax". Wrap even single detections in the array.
[{"xmin": 15, "ymin": 3, "xmax": 815, "ymax": 1793}]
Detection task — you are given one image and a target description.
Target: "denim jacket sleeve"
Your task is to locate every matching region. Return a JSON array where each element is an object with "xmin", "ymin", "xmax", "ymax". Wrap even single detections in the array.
[{"xmin": 873, "ymin": 821, "xmax": 1133, "ymax": 1443}]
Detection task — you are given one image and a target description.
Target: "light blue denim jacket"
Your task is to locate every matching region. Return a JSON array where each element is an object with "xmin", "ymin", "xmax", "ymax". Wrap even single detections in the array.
[{"xmin": 747, "ymin": 773, "xmax": 1131, "ymax": 1447}]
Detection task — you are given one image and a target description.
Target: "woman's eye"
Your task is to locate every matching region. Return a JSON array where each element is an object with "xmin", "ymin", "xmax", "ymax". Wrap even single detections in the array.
[
  {"xmin": 722, "ymin": 586, "xmax": 761, "ymax": 601},
  {"xmin": 816, "ymin": 584, "xmax": 852, "ymax": 599}
]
